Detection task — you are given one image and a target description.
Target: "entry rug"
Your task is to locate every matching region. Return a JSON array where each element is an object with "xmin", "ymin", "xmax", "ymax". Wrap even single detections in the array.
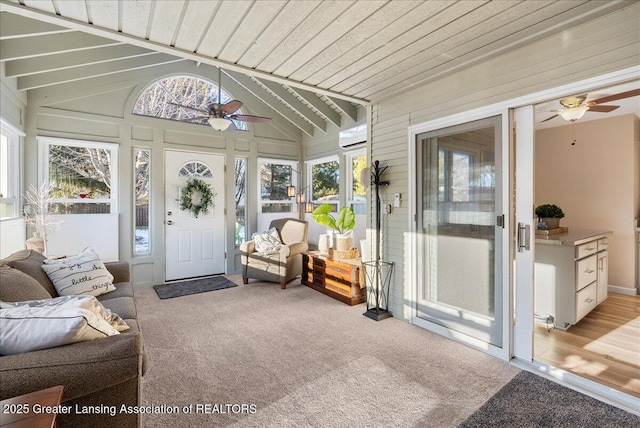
[
  {"xmin": 153, "ymin": 276, "xmax": 237, "ymax": 299},
  {"xmin": 458, "ymin": 371, "xmax": 639, "ymax": 428}
]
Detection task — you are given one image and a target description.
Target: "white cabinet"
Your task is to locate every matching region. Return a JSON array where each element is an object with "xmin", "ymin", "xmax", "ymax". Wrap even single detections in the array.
[
  {"xmin": 597, "ymin": 249, "xmax": 608, "ymax": 304},
  {"xmin": 535, "ymin": 233, "xmax": 609, "ymax": 330}
]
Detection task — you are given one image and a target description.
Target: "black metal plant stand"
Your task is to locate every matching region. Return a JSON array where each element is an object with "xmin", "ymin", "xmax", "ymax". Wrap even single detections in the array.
[{"xmin": 364, "ymin": 160, "xmax": 394, "ymax": 321}]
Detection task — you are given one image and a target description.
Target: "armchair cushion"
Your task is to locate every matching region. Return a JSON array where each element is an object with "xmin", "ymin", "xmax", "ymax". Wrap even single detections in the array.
[{"xmin": 281, "ymin": 242, "xmax": 309, "ymax": 258}]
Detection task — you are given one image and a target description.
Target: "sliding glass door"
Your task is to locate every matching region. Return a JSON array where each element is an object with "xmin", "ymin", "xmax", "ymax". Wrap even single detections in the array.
[{"xmin": 415, "ymin": 115, "xmax": 504, "ymax": 348}]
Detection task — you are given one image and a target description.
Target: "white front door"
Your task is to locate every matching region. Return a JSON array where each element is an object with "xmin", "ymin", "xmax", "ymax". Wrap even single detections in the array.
[{"xmin": 165, "ymin": 150, "xmax": 225, "ymax": 281}]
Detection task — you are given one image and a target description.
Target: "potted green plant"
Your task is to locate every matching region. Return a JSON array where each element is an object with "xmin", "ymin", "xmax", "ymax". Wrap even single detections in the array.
[
  {"xmin": 535, "ymin": 204, "xmax": 565, "ymax": 230},
  {"xmin": 311, "ymin": 204, "xmax": 355, "ymax": 251}
]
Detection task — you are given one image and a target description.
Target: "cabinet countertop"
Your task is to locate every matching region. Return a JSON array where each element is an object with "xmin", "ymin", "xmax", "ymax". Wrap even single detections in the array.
[{"xmin": 535, "ymin": 229, "xmax": 612, "ymax": 246}]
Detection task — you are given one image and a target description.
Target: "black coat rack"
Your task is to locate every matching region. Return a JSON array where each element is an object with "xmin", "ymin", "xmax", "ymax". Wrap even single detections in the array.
[{"xmin": 363, "ymin": 160, "xmax": 394, "ymax": 321}]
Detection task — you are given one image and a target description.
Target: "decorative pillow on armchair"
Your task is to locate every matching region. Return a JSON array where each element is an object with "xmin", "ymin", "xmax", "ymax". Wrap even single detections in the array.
[
  {"xmin": 252, "ymin": 227, "xmax": 282, "ymax": 255},
  {"xmin": 42, "ymin": 247, "xmax": 116, "ymax": 297}
]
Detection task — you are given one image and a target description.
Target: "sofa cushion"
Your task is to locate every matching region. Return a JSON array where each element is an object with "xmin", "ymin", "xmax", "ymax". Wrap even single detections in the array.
[
  {"xmin": 96, "ymin": 282, "xmax": 134, "ymax": 301},
  {"xmin": 42, "ymin": 247, "xmax": 116, "ymax": 297},
  {"xmin": 100, "ymin": 297, "xmax": 137, "ymax": 320},
  {"xmin": 1, "ymin": 250, "xmax": 57, "ymax": 297},
  {"xmin": 0, "ymin": 296, "xmax": 122, "ymax": 355},
  {"xmin": 0, "ymin": 265, "xmax": 51, "ymax": 302}
]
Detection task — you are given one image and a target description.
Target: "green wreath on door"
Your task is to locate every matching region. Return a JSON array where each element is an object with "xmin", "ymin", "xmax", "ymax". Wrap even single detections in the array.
[{"xmin": 179, "ymin": 177, "xmax": 215, "ymax": 218}]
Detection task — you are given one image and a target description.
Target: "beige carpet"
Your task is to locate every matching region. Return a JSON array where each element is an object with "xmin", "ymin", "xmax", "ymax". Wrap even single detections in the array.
[{"xmin": 135, "ymin": 275, "xmax": 519, "ymax": 427}]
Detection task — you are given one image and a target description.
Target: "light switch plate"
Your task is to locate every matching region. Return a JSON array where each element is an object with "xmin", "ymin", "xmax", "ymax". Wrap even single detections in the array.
[{"xmin": 394, "ymin": 193, "xmax": 401, "ymax": 207}]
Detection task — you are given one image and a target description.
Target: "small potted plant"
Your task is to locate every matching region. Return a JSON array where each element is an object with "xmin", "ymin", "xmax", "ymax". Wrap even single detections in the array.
[
  {"xmin": 311, "ymin": 204, "xmax": 355, "ymax": 251},
  {"xmin": 535, "ymin": 204, "xmax": 565, "ymax": 230}
]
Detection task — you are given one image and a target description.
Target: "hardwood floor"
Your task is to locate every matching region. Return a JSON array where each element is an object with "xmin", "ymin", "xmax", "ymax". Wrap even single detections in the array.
[{"xmin": 534, "ymin": 292, "xmax": 640, "ymax": 398}]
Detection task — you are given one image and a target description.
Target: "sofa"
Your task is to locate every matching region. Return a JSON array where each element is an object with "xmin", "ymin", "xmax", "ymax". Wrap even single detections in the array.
[
  {"xmin": 0, "ymin": 250, "xmax": 145, "ymax": 428},
  {"xmin": 240, "ymin": 218, "xmax": 309, "ymax": 288}
]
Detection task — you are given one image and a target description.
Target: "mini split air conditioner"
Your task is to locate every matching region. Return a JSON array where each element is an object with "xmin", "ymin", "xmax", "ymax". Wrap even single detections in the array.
[{"xmin": 338, "ymin": 124, "xmax": 366, "ymax": 149}]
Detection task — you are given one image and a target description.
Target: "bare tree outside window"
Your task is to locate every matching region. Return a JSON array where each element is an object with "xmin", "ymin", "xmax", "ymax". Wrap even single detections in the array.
[
  {"xmin": 47, "ymin": 143, "xmax": 116, "ymax": 214},
  {"xmin": 134, "ymin": 149, "xmax": 150, "ymax": 254},
  {"xmin": 235, "ymin": 158, "xmax": 246, "ymax": 245}
]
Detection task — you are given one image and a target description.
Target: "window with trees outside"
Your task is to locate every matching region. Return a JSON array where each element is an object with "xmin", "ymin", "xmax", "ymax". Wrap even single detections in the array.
[
  {"xmin": 40, "ymin": 137, "xmax": 118, "ymax": 214},
  {"xmin": 308, "ymin": 156, "xmax": 339, "ymax": 212},
  {"xmin": 133, "ymin": 75, "xmax": 247, "ymax": 131},
  {"xmin": 235, "ymin": 158, "xmax": 247, "ymax": 245},
  {"xmin": 0, "ymin": 120, "xmax": 21, "ymax": 219},
  {"xmin": 347, "ymin": 150, "xmax": 367, "ymax": 215},
  {"xmin": 259, "ymin": 158, "xmax": 296, "ymax": 213},
  {"xmin": 133, "ymin": 149, "xmax": 150, "ymax": 255}
]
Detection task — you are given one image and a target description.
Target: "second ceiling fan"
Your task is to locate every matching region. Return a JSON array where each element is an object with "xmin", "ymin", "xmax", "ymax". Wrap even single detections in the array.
[{"xmin": 541, "ymin": 88, "xmax": 640, "ymax": 123}]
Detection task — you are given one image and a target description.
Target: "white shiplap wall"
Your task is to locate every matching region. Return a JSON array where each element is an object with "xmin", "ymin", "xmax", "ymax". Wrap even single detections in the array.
[{"xmin": 371, "ymin": 4, "xmax": 640, "ymax": 320}]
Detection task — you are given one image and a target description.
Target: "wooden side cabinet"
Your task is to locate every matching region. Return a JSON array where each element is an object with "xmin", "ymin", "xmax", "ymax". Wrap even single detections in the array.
[{"xmin": 302, "ymin": 252, "xmax": 366, "ymax": 305}]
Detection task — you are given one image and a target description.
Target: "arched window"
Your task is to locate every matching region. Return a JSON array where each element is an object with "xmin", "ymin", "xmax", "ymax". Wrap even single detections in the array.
[
  {"xmin": 133, "ymin": 75, "xmax": 247, "ymax": 131},
  {"xmin": 179, "ymin": 161, "xmax": 213, "ymax": 178}
]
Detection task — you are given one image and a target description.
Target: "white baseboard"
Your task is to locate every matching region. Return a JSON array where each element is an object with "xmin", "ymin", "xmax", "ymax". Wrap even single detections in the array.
[{"xmin": 607, "ymin": 284, "xmax": 638, "ymax": 296}]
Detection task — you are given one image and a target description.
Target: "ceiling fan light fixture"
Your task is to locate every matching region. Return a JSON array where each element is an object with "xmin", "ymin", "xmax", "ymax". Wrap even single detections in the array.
[
  {"xmin": 209, "ymin": 117, "xmax": 232, "ymax": 131},
  {"xmin": 558, "ymin": 106, "xmax": 589, "ymax": 122}
]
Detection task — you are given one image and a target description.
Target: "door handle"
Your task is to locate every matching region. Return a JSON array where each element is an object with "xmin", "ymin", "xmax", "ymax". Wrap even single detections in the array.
[
  {"xmin": 518, "ymin": 222, "xmax": 530, "ymax": 252},
  {"xmin": 166, "ymin": 220, "xmax": 173, "ymax": 225}
]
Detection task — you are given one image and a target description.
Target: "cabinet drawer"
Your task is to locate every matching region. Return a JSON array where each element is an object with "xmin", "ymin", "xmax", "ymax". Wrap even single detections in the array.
[
  {"xmin": 597, "ymin": 238, "xmax": 609, "ymax": 252},
  {"xmin": 576, "ymin": 241, "xmax": 598, "ymax": 259},
  {"xmin": 576, "ymin": 254, "xmax": 597, "ymax": 290},
  {"xmin": 575, "ymin": 282, "xmax": 597, "ymax": 322}
]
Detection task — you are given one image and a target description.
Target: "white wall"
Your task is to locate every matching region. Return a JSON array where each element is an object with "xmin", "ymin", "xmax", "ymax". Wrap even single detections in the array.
[
  {"xmin": 370, "ymin": 3, "xmax": 640, "ymax": 320},
  {"xmin": 536, "ymin": 114, "xmax": 639, "ymax": 290},
  {"xmin": 0, "ymin": 218, "xmax": 25, "ymax": 258}
]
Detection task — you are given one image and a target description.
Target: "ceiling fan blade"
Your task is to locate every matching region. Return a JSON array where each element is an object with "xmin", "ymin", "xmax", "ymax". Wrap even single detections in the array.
[
  {"xmin": 166, "ymin": 102, "xmax": 208, "ymax": 114},
  {"xmin": 588, "ymin": 105, "xmax": 619, "ymax": 113},
  {"xmin": 220, "ymin": 100, "xmax": 243, "ymax": 114},
  {"xmin": 178, "ymin": 116, "xmax": 210, "ymax": 122},
  {"xmin": 591, "ymin": 88, "xmax": 640, "ymax": 105},
  {"xmin": 541, "ymin": 114, "xmax": 558, "ymax": 123},
  {"xmin": 231, "ymin": 114, "xmax": 272, "ymax": 123},
  {"xmin": 226, "ymin": 122, "xmax": 238, "ymax": 131}
]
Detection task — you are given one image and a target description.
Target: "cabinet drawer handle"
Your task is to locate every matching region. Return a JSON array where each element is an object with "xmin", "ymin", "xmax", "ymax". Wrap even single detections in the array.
[
  {"xmin": 585, "ymin": 247, "xmax": 596, "ymax": 251},
  {"xmin": 585, "ymin": 298, "xmax": 594, "ymax": 303},
  {"xmin": 584, "ymin": 269, "xmax": 595, "ymax": 274}
]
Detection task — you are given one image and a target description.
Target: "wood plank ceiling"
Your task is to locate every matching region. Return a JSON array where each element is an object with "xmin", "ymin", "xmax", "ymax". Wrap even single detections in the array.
[{"xmin": 0, "ymin": 0, "xmax": 634, "ymax": 137}]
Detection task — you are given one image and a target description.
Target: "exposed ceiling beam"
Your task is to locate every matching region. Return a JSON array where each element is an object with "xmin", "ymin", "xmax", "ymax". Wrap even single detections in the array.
[
  {"xmin": 18, "ymin": 54, "xmax": 185, "ymax": 91},
  {"xmin": 5, "ymin": 45, "xmax": 156, "ymax": 77},
  {"xmin": 253, "ymin": 77, "xmax": 327, "ymax": 133},
  {"xmin": 0, "ymin": 11, "xmax": 74, "ymax": 39},
  {"xmin": 219, "ymin": 72, "xmax": 303, "ymax": 141},
  {"xmin": 225, "ymin": 70, "xmax": 315, "ymax": 137},
  {"xmin": 291, "ymin": 87, "xmax": 342, "ymax": 127},
  {"xmin": 328, "ymin": 96, "xmax": 358, "ymax": 122},
  {"xmin": 0, "ymin": 31, "xmax": 121, "ymax": 61},
  {"xmin": 0, "ymin": 1, "xmax": 370, "ymax": 106}
]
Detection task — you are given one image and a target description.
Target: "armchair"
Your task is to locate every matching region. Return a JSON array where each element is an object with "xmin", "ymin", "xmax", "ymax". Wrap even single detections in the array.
[{"xmin": 240, "ymin": 218, "xmax": 309, "ymax": 289}]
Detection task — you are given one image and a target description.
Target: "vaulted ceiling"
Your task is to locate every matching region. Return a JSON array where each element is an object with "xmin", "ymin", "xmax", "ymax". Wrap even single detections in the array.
[{"xmin": 0, "ymin": 0, "xmax": 634, "ymax": 138}]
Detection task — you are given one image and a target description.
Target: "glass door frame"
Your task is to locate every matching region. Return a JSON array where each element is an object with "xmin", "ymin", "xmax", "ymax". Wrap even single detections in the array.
[{"xmin": 408, "ymin": 108, "xmax": 512, "ymax": 361}]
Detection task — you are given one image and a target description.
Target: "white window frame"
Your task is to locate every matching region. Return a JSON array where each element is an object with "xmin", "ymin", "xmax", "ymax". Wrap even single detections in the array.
[
  {"xmin": 0, "ymin": 119, "xmax": 23, "ymax": 220},
  {"xmin": 345, "ymin": 148, "xmax": 367, "ymax": 213},
  {"xmin": 133, "ymin": 147, "xmax": 151, "ymax": 256},
  {"xmin": 39, "ymin": 136, "xmax": 119, "ymax": 214},
  {"xmin": 257, "ymin": 158, "xmax": 297, "ymax": 214},
  {"xmin": 306, "ymin": 155, "xmax": 340, "ymax": 210}
]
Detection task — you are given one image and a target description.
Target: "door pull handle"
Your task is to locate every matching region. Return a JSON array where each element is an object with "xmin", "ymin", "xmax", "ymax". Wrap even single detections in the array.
[{"xmin": 518, "ymin": 223, "xmax": 530, "ymax": 252}]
